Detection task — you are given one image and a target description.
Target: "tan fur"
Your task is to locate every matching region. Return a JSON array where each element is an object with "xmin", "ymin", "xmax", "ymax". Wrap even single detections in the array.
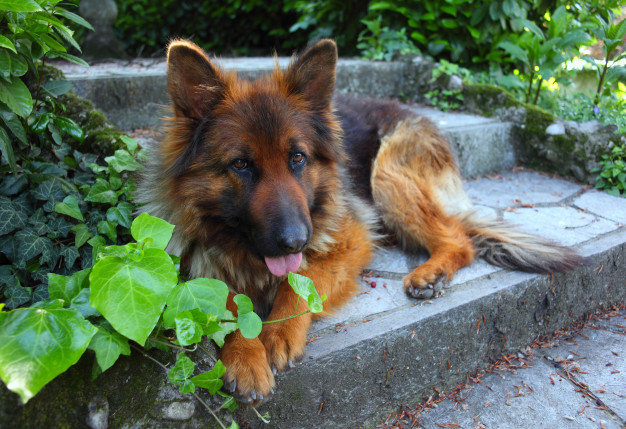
[{"xmin": 372, "ymin": 118, "xmax": 476, "ymax": 291}]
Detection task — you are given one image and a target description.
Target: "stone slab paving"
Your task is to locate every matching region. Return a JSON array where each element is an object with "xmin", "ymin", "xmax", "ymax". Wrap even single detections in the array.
[
  {"xmin": 546, "ymin": 317, "xmax": 626, "ymax": 422},
  {"xmin": 393, "ymin": 310, "xmax": 626, "ymax": 429},
  {"xmin": 574, "ymin": 190, "xmax": 626, "ymax": 225}
]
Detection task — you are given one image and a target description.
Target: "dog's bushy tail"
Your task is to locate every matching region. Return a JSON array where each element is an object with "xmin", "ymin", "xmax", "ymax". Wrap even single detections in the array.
[{"xmin": 461, "ymin": 214, "xmax": 585, "ymax": 274}]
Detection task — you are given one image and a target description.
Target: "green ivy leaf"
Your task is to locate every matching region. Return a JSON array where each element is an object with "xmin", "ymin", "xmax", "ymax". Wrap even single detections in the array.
[
  {"xmin": 106, "ymin": 202, "xmax": 133, "ymax": 229},
  {"xmin": 54, "ymin": 194, "xmax": 84, "ymax": 221},
  {"xmin": 168, "ymin": 353, "xmax": 196, "ymax": 394},
  {"xmin": 88, "ymin": 235, "xmax": 106, "ymax": 264},
  {"xmin": 0, "ymin": 265, "xmax": 12, "ymax": 285},
  {"xmin": 217, "ymin": 391, "xmax": 239, "ymax": 412},
  {"xmin": 108, "ymin": 170, "xmax": 123, "ymax": 190},
  {"xmin": 48, "ymin": 268, "xmax": 90, "ymax": 304},
  {"xmin": 70, "ymin": 288, "xmax": 100, "ymax": 318},
  {"xmin": 59, "ymin": 246, "xmax": 79, "ymax": 270},
  {"xmin": 130, "ymin": 213, "xmax": 175, "ymax": 250},
  {"xmin": 85, "ymin": 178, "xmax": 118, "ymax": 205},
  {"xmin": 105, "ymin": 149, "xmax": 142, "ymax": 173},
  {"xmin": 287, "ymin": 272, "xmax": 325, "ymax": 313},
  {"xmin": 0, "ymin": 173, "xmax": 27, "ymax": 196},
  {"xmin": 0, "ymin": 198, "xmax": 27, "ymax": 235},
  {"xmin": 88, "ymin": 324, "xmax": 130, "ymax": 373},
  {"xmin": 70, "ymin": 223, "xmax": 92, "ymax": 249},
  {"xmin": 4, "ymin": 278, "xmax": 31, "ymax": 309},
  {"xmin": 32, "ymin": 177, "xmax": 65, "ymax": 201},
  {"xmin": 0, "ymin": 305, "xmax": 97, "ymax": 403},
  {"xmin": 211, "ymin": 310, "xmax": 238, "ymax": 347},
  {"xmin": 233, "ymin": 294, "xmax": 262, "ymax": 339},
  {"xmin": 14, "ymin": 227, "xmax": 53, "ymax": 264},
  {"xmin": 120, "ymin": 136, "xmax": 138, "ymax": 154},
  {"xmin": 97, "ymin": 220, "xmax": 117, "ymax": 243},
  {"xmin": 190, "ymin": 360, "xmax": 227, "ymax": 394},
  {"xmin": 174, "ymin": 311, "xmax": 203, "ymax": 346},
  {"xmin": 89, "ymin": 247, "xmax": 177, "ymax": 345},
  {"xmin": 163, "ymin": 278, "xmax": 229, "ymax": 328}
]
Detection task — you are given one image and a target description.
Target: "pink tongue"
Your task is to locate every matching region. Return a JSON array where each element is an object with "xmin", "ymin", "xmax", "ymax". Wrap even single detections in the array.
[{"xmin": 264, "ymin": 252, "xmax": 303, "ymax": 277}]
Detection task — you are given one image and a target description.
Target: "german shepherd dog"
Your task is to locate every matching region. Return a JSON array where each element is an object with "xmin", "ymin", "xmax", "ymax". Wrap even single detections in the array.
[{"xmin": 139, "ymin": 39, "xmax": 581, "ymax": 402}]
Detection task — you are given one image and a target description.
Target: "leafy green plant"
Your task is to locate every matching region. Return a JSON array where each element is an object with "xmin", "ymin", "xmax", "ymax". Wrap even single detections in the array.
[
  {"xmin": 0, "ymin": 0, "xmax": 139, "ymax": 309},
  {"xmin": 424, "ymin": 60, "xmax": 470, "ymax": 112},
  {"xmin": 592, "ymin": 144, "xmax": 626, "ymax": 197},
  {"xmin": 0, "ymin": 0, "xmax": 92, "ymax": 173},
  {"xmin": 0, "ymin": 213, "xmax": 325, "ymax": 428},
  {"xmin": 583, "ymin": 13, "xmax": 626, "ymax": 108},
  {"xmin": 0, "ymin": 134, "xmax": 142, "ymax": 309},
  {"xmin": 357, "ymin": 16, "xmax": 420, "ymax": 61},
  {"xmin": 498, "ymin": 5, "xmax": 590, "ymax": 104},
  {"xmin": 358, "ymin": 0, "xmax": 539, "ymax": 65},
  {"xmin": 537, "ymin": 84, "xmax": 626, "ymax": 135},
  {"xmin": 114, "ymin": 0, "xmax": 300, "ymax": 56},
  {"xmin": 285, "ymin": 0, "xmax": 369, "ymax": 56},
  {"xmin": 424, "ymin": 88, "xmax": 464, "ymax": 112}
]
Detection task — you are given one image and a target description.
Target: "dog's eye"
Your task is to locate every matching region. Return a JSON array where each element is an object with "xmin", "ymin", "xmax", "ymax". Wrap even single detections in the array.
[
  {"xmin": 232, "ymin": 159, "xmax": 248, "ymax": 170},
  {"xmin": 292, "ymin": 153, "xmax": 306, "ymax": 164}
]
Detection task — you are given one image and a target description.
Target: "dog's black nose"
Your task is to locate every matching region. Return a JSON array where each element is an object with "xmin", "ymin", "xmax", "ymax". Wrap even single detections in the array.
[{"xmin": 277, "ymin": 223, "xmax": 309, "ymax": 253}]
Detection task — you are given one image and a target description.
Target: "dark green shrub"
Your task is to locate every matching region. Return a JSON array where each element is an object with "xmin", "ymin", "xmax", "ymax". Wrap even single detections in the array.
[
  {"xmin": 114, "ymin": 0, "xmax": 304, "ymax": 56},
  {"xmin": 285, "ymin": 0, "xmax": 370, "ymax": 56},
  {"xmin": 0, "ymin": 0, "xmax": 137, "ymax": 308}
]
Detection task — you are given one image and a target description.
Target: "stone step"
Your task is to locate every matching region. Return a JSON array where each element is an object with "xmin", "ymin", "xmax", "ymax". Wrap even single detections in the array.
[{"xmin": 55, "ymin": 58, "xmax": 515, "ymax": 178}]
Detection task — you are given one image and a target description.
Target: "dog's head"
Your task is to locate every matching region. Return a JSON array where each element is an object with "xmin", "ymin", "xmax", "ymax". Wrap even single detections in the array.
[{"xmin": 162, "ymin": 39, "xmax": 343, "ymax": 277}]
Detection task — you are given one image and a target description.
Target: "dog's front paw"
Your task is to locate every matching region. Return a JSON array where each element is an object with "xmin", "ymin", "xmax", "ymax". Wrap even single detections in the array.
[
  {"xmin": 259, "ymin": 319, "xmax": 308, "ymax": 374},
  {"xmin": 219, "ymin": 332, "xmax": 274, "ymax": 404}
]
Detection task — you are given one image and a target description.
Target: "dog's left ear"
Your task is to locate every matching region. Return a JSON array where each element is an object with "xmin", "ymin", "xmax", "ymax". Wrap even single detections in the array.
[
  {"xmin": 166, "ymin": 39, "xmax": 225, "ymax": 119},
  {"xmin": 285, "ymin": 39, "xmax": 337, "ymax": 111}
]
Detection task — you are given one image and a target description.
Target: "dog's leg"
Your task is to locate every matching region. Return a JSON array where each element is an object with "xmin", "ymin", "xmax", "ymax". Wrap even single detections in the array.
[
  {"xmin": 220, "ymin": 294, "xmax": 275, "ymax": 403},
  {"xmin": 259, "ymin": 216, "xmax": 373, "ymax": 372},
  {"xmin": 371, "ymin": 117, "xmax": 476, "ymax": 298}
]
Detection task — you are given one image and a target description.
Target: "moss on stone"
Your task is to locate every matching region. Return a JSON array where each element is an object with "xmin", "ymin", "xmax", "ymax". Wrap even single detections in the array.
[
  {"xmin": 462, "ymin": 83, "xmax": 520, "ymax": 117},
  {"xmin": 0, "ymin": 350, "xmax": 173, "ymax": 428},
  {"xmin": 460, "ymin": 82, "xmax": 610, "ymax": 182},
  {"xmin": 83, "ymin": 128, "xmax": 124, "ymax": 154},
  {"xmin": 34, "ymin": 64, "xmax": 126, "ymax": 157}
]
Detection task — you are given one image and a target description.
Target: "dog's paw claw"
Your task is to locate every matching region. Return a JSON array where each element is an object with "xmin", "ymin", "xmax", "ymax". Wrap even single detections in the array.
[
  {"xmin": 288, "ymin": 359, "xmax": 294, "ymax": 369},
  {"xmin": 405, "ymin": 275, "xmax": 448, "ymax": 299},
  {"xmin": 272, "ymin": 367, "xmax": 277, "ymax": 376},
  {"xmin": 410, "ymin": 287, "xmax": 434, "ymax": 299}
]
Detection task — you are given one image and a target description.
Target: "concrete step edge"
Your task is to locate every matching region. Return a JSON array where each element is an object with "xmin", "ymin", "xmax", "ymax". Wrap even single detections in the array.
[{"xmin": 235, "ymin": 228, "xmax": 626, "ymax": 427}]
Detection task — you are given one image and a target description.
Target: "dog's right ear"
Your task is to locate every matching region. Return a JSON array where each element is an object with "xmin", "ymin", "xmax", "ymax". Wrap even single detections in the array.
[{"xmin": 166, "ymin": 40, "xmax": 224, "ymax": 119}]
